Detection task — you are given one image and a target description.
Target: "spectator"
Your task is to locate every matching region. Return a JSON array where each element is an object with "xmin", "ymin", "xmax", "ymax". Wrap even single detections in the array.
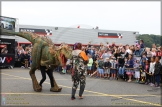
[
  {"xmin": 151, "ymin": 48, "xmax": 157, "ymax": 57},
  {"xmin": 140, "ymin": 39, "xmax": 144, "ymax": 49},
  {"xmin": 106, "ymin": 42, "xmax": 109, "ymax": 49},
  {"xmin": 134, "ymin": 59, "xmax": 140, "ymax": 82},
  {"xmin": 24, "ymin": 51, "xmax": 30, "ymax": 68},
  {"xmin": 144, "ymin": 60, "xmax": 150, "ymax": 85},
  {"xmin": 103, "ymin": 58, "xmax": 111, "ymax": 79},
  {"xmin": 98, "ymin": 58, "xmax": 104, "ymax": 78},
  {"xmin": 125, "ymin": 45, "xmax": 131, "ymax": 58},
  {"xmin": 90, "ymin": 57, "xmax": 100, "ymax": 78},
  {"xmin": 114, "ymin": 49, "xmax": 120, "ymax": 60},
  {"xmin": 118, "ymin": 54, "xmax": 125, "ymax": 76},
  {"xmin": 101, "ymin": 50, "xmax": 111, "ymax": 62},
  {"xmin": 134, "ymin": 46, "xmax": 140, "ymax": 57},
  {"xmin": 87, "ymin": 55, "xmax": 93, "ymax": 76},
  {"xmin": 111, "ymin": 42, "xmax": 116, "ymax": 48},
  {"xmin": 146, "ymin": 48, "xmax": 152, "ymax": 61},
  {"xmin": 149, "ymin": 57, "xmax": 156, "ymax": 86},
  {"xmin": 152, "ymin": 44, "xmax": 157, "ymax": 50},
  {"xmin": 140, "ymin": 53, "xmax": 147, "ymax": 70},
  {"xmin": 118, "ymin": 44, "xmax": 123, "ymax": 50},
  {"xmin": 110, "ymin": 57, "xmax": 117, "ymax": 80},
  {"xmin": 125, "ymin": 54, "xmax": 134, "ymax": 82},
  {"xmin": 154, "ymin": 56, "xmax": 162, "ymax": 88},
  {"xmin": 66, "ymin": 59, "xmax": 71, "ymax": 74}
]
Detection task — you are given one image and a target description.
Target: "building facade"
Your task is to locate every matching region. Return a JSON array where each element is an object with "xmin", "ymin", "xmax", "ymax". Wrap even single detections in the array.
[{"xmin": 16, "ymin": 24, "xmax": 139, "ymax": 46}]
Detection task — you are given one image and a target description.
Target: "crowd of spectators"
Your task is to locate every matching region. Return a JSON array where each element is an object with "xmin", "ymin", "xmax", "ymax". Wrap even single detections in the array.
[
  {"xmin": 15, "ymin": 40, "xmax": 162, "ymax": 88},
  {"xmin": 58, "ymin": 40, "xmax": 162, "ymax": 88},
  {"xmin": 15, "ymin": 45, "xmax": 32, "ymax": 69}
]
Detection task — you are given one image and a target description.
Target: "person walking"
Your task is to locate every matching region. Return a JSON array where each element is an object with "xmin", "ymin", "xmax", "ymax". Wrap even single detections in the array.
[{"xmin": 71, "ymin": 43, "xmax": 88, "ymax": 100}]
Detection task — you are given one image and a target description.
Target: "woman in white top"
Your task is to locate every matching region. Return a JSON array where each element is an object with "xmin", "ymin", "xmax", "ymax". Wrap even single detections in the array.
[{"xmin": 149, "ymin": 57, "xmax": 156, "ymax": 86}]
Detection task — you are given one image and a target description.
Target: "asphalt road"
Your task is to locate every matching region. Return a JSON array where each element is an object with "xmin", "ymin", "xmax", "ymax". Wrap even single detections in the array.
[{"xmin": 1, "ymin": 68, "xmax": 161, "ymax": 106}]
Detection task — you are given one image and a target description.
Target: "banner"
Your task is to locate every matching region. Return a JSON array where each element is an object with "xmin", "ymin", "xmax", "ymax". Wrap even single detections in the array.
[
  {"xmin": 19, "ymin": 28, "xmax": 52, "ymax": 36},
  {"xmin": 98, "ymin": 32, "xmax": 122, "ymax": 38},
  {"xmin": 0, "ymin": 54, "xmax": 15, "ymax": 66},
  {"xmin": 0, "ymin": 16, "xmax": 16, "ymax": 31},
  {"xmin": 0, "ymin": 38, "xmax": 15, "ymax": 54}
]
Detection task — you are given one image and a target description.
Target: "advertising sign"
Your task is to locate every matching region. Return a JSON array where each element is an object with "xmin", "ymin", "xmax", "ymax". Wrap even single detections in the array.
[
  {"xmin": 0, "ymin": 38, "xmax": 15, "ymax": 66},
  {"xmin": 0, "ymin": 54, "xmax": 15, "ymax": 66},
  {"xmin": 0, "ymin": 16, "xmax": 16, "ymax": 31},
  {"xmin": 19, "ymin": 28, "xmax": 52, "ymax": 36},
  {"xmin": 98, "ymin": 32, "xmax": 123, "ymax": 38}
]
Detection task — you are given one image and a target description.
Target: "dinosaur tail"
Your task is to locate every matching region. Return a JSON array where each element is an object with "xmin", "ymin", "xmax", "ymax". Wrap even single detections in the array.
[{"xmin": 0, "ymin": 29, "xmax": 35, "ymax": 44}]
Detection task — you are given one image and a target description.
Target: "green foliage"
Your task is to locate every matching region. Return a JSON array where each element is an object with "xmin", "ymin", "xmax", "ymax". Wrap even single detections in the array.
[{"xmin": 137, "ymin": 34, "xmax": 162, "ymax": 48}]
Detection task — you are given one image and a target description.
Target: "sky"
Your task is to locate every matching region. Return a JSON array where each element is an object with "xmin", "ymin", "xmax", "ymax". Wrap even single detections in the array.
[{"xmin": 1, "ymin": 1, "xmax": 161, "ymax": 35}]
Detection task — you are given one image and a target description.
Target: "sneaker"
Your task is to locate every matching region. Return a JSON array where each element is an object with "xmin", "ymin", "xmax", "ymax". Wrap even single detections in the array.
[
  {"xmin": 145, "ymin": 82, "xmax": 148, "ymax": 85},
  {"xmin": 71, "ymin": 96, "xmax": 76, "ymax": 100},
  {"xmin": 127, "ymin": 80, "xmax": 132, "ymax": 82},
  {"xmin": 150, "ymin": 84, "xmax": 155, "ymax": 87},
  {"xmin": 136, "ymin": 80, "xmax": 138, "ymax": 83},
  {"xmin": 21, "ymin": 66, "xmax": 25, "ymax": 68},
  {"xmin": 155, "ymin": 85, "xmax": 160, "ymax": 88},
  {"xmin": 78, "ymin": 96, "xmax": 83, "ymax": 99}
]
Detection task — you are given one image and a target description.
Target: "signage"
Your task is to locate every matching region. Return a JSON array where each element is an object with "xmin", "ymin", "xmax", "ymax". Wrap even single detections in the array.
[
  {"xmin": 98, "ymin": 32, "xmax": 123, "ymax": 38},
  {"xmin": 0, "ymin": 54, "xmax": 15, "ymax": 66},
  {"xmin": 19, "ymin": 28, "xmax": 52, "ymax": 36},
  {"xmin": 0, "ymin": 16, "xmax": 16, "ymax": 31}
]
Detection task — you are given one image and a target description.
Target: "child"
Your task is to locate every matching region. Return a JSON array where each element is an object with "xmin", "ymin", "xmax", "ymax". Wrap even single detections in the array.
[
  {"xmin": 98, "ymin": 58, "xmax": 104, "ymax": 78},
  {"xmin": 146, "ymin": 48, "xmax": 152, "ymax": 61},
  {"xmin": 154, "ymin": 56, "xmax": 162, "ymax": 88},
  {"xmin": 90, "ymin": 57, "xmax": 99, "ymax": 78},
  {"xmin": 87, "ymin": 55, "xmax": 93, "ymax": 76},
  {"xmin": 125, "ymin": 54, "xmax": 134, "ymax": 82},
  {"xmin": 149, "ymin": 57, "xmax": 156, "ymax": 86},
  {"xmin": 66, "ymin": 59, "xmax": 71, "ymax": 74},
  {"xmin": 144, "ymin": 60, "xmax": 150, "ymax": 85},
  {"xmin": 104, "ymin": 58, "xmax": 111, "ymax": 79},
  {"xmin": 134, "ymin": 59, "xmax": 140, "ymax": 82},
  {"xmin": 140, "ymin": 54, "xmax": 147, "ymax": 70},
  {"xmin": 110, "ymin": 58, "xmax": 117, "ymax": 80}
]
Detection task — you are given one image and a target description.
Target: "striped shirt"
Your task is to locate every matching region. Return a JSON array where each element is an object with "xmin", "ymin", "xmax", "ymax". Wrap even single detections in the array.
[{"xmin": 111, "ymin": 61, "xmax": 117, "ymax": 69}]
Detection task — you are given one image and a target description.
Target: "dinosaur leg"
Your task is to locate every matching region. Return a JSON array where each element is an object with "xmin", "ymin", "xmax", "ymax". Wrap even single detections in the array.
[
  {"xmin": 50, "ymin": 77, "xmax": 62, "ymax": 92},
  {"xmin": 29, "ymin": 66, "xmax": 42, "ymax": 92},
  {"xmin": 29, "ymin": 43, "xmax": 42, "ymax": 92}
]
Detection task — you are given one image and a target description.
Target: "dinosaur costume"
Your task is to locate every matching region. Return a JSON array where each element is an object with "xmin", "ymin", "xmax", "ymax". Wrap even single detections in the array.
[{"xmin": 1, "ymin": 29, "xmax": 72, "ymax": 92}]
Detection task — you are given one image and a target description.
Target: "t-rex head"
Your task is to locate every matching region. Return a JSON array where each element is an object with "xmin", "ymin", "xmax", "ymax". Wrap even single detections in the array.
[{"xmin": 55, "ymin": 43, "xmax": 72, "ymax": 67}]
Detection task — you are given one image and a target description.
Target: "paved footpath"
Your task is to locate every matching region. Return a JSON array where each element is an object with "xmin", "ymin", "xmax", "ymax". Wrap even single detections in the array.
[{"xmin": 1, "ymin": 68, "xmax": 161, "ymax": 106}]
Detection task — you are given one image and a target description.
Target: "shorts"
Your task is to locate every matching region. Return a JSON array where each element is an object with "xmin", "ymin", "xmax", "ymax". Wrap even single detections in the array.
[
  {"xmin": 98, "ymin": 68, "xmax": 104, "ymax": 74},
  {"xmin": 135, "ymin": 71, "xmax": 140, "ymax": 78},
  {"xmin": 87, "ymin": 66, "xmax": 92, "ymax": 70},
  {"xmin": 25, "ymin": 59, "xmax": 28, "ymax": 64},
  {"xmin": 111, "ymin": 69, "xmax": 116, "ymax": 74},
  {"xmin": 104, "ymin": 68, "xmax": 110, "ymax": 74},
  {"xmin": 66, "ymin": 65, "xmax": 71, "ymax": 70},
  {"xmin": 126, "ymin": 69, "xmax": 134, "ymax": 75}
]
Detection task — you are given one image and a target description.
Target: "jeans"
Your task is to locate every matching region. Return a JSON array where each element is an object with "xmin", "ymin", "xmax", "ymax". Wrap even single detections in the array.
[
  {"xmin": 155, "ymin": 74, "xmax": 161, "ymax": 86},
  {"xmin": 118, "ymin": 67, "xmax": 125, "ymax": 75}
]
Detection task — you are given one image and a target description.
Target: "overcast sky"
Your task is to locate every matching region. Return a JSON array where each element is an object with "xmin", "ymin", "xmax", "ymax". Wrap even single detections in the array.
[{"xmin": 1, "ymin": 1, "xmax": 161, "ymax": 35}]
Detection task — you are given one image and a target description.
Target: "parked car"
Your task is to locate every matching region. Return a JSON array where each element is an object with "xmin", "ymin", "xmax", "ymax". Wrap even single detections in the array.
[{"xmin": 0, "ymin": 21, "xmax": 13, "ymax": 30}]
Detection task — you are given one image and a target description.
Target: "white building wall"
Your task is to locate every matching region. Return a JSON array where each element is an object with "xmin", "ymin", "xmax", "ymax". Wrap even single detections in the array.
[{"xmin": 18, "ymin": 25, "xmax": 138, "ymax": 45}]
